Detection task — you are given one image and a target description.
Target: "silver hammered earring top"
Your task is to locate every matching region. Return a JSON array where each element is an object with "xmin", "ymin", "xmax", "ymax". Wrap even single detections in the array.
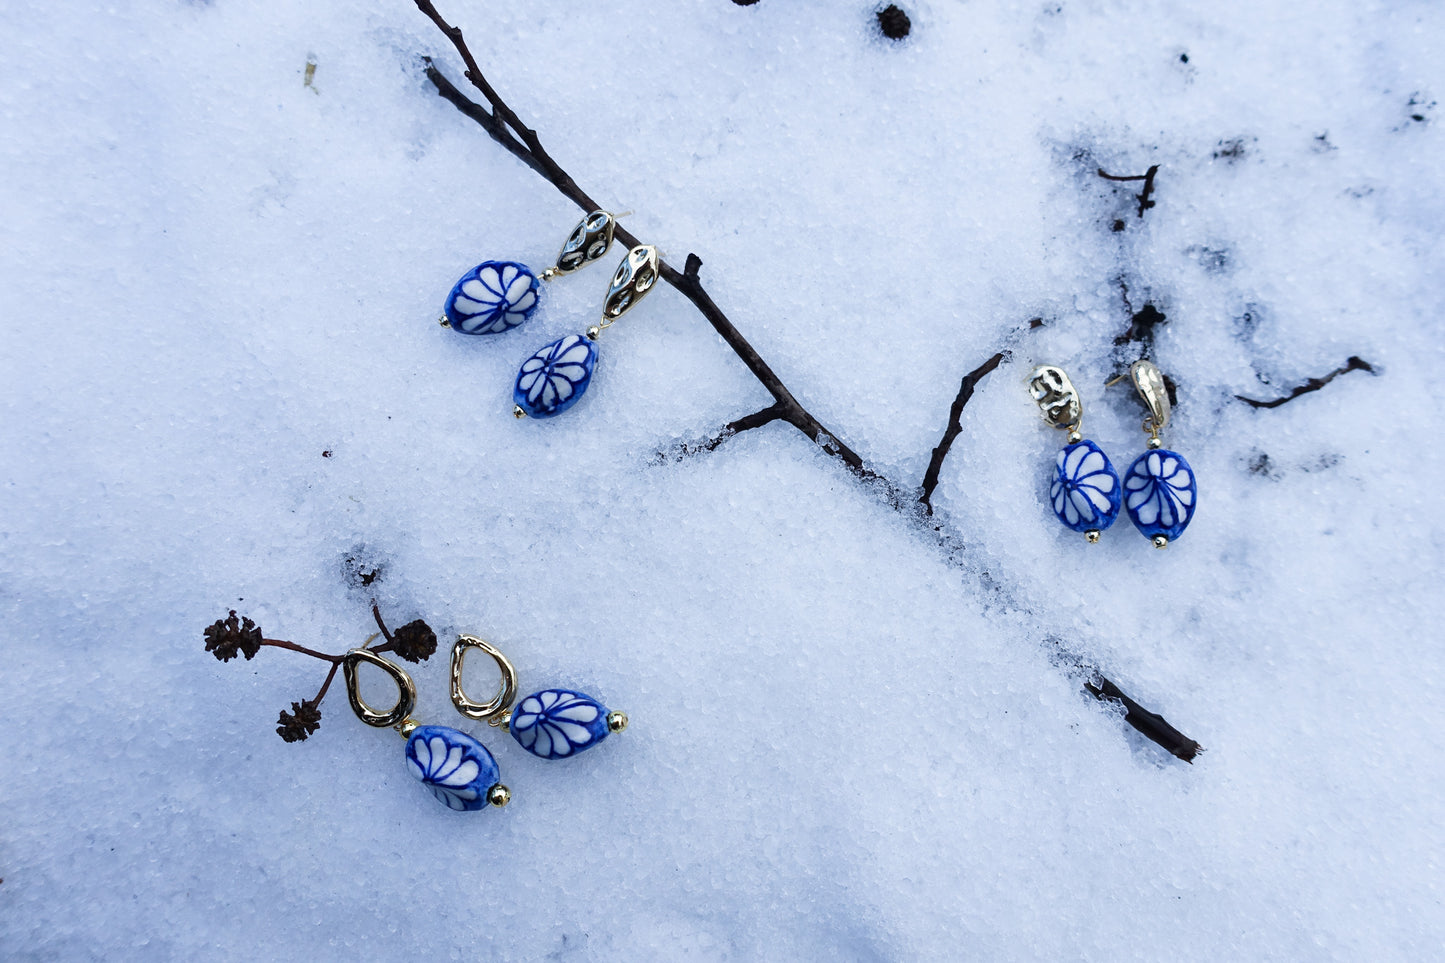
[
  {"xmin": 1128, "ymin": 359, "xmax": 1171, "ymax": 447},
  {"xmin": 1028, "ymin": 365, "xmax": 1085, "ymax": 443},
  {"xmin": 599, "ymin": 244, "xmax": 660, "ymax": 327},
  {"xmin": 548, "ymin": 210, "xmax": 618, "ymax": 278}
]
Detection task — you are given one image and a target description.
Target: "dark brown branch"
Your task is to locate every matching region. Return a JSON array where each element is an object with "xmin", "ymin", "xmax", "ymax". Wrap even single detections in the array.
[
  {"xmin": 666, "ymin": 403, "xmax": 790, "ymax": 460},
  {"xmin": 666, "ymin": 256, "xmax": 871, "ymax": 475},
  {"xmin": 312, "ymin": 660, "xmax": 342, "ymax": 706},
  {"xmin": 371, "ymin": 601, "xmax": 393, "ymax": 643},
  {"xmin": 1086, "ymin": 676, "xmax": 1203, "ymax": 762},
  {"xmin": 919, "ymin": 351, "xmax": 1008, "ymax": 514},
  {"xmin": 1235, "ymin": 356, "xmax": 1375, "ymax": 409},
  {"xmin": 409, "ymin": 11, "xmax": 1199, "ymax": 763},
  {"xmin": 724, "ymin": 403, "xmax": 788, "ymax": 436},
  {"xmin": 261, "ymin": 638, "xmax": 341, "ymax": 663},
  {"xmin": 1098, "ymin": 165, "xmax": 1159, "ymax": 217},
  {"xmin": 424, "ymin": 61, "xmax": 534, "ymax": 174}
]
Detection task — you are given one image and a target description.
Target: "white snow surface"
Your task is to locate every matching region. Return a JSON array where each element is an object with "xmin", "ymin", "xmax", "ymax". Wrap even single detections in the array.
[{"xmin": 3, "ymin": 0, "xmax": 1443, "ymax": 958}]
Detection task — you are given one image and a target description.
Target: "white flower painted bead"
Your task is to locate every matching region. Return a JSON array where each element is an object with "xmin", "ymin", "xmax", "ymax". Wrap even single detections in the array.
[
  {"xmin": 444, "ymin": 260, "xmax": 540, "ymax": 335},
  {"xmin": 509, "ymin": 689, "xmax": 611, "ymax": 760},
  {"xmin": 1124, "ymin": 448, "xmax": 1197, "ymax": 541},
  {"xmin": 514, "ymin": 334, "xmax": 597, "ymax": 418},
  {"xmin": 1050, "ymin": 440, "xmax": 1122, "ymax": 534},
  {"xmin": 405, "ymin": 725, "xmax": 500, "ymax": 811}
]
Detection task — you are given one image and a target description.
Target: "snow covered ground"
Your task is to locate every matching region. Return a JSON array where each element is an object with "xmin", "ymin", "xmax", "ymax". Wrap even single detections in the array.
[{"xmin": 2, "ymin": 0, "xmax": 1443, "ymax": 958}]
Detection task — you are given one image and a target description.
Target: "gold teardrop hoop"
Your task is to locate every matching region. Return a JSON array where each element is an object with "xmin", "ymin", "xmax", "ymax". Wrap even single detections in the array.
[
  {"xmin": 450, "ymin": 635, "xmax": 518, "ymax": 725},
  {"xmin": 341, "ymin": 640, "xmax": 417, "ymax": 729}
]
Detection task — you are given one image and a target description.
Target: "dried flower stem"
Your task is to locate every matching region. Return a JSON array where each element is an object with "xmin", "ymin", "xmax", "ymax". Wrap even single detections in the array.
[
  {"xmin": 260, "ymin": 638, "xmax": 342, "ymax": 663},
  {"xmin": 208, "ymin": 604, "xmax": 429, "ymax": 742},
  {"xmin": 312, "ymin": 660, "xmax": 342, "ymax": 706}
]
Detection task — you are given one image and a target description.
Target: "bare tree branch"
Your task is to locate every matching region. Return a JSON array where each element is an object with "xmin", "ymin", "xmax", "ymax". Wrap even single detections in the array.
[{"xmin": 407, "ymin": 0, "xmax": 1199, "ymax": 762}]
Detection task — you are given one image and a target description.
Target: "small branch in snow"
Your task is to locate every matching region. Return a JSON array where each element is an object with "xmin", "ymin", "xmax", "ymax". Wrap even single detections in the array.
[
  {"xmin": 919, "ymin": 350, "xmax": 1009, "ymax": 514},
  {"xmin": 1098, "ymin": 164, "xmax": 1160, "ymax": 218},
  {"xmin": 1086, "ymin": 676, "xmax": 1203, "ymax": 762},
  {"xmin": 660, "ymin": 403, "xmax": 790, "ymax": 462},
  {"xmin": 1235, "ymin": 356, "xmax": 1376, "ymax": 409}
]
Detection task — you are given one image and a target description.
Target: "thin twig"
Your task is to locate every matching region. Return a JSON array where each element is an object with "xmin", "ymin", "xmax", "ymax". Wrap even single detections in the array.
[
  {"xmin": 261, "ymin": 638, "xmax": 341, "ymax": 663},
  {"xmin": 312, "ymin": 660, "xmax": 342, "ymax": 706},
  {"xmin": 372, "ymin": 601, "xmax": 394, "ymax": 643},
  {"xmin": 665, "ymin": 402, "xmax": 790, "ymax": 460},
  {"xmin": 1098, "ymin": 165, "xmax": 1160, "ymax": 218},
  {"xmin": 920, "ymin": 351, "xmax": 1008, "ymax": 514},
  {"xmin": 1235, "ymin": 356, "xmax": 1375, "ymax": 409},
  {"xmin": 1086, "ymin": 676, "xmax": 1203, "ymax": 762}
]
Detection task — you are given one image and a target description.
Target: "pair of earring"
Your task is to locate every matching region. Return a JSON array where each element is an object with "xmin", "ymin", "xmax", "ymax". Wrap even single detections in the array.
[
  {"xmin": 1027, "ymin": 359, "xmax": 1197, "ymax": 548},
  {"xmin": 440, "ymin": 210, "xmax": 660, "ymax": 420},
  {"xmin": 342, "ymin": 633, "xmax": 628, "ymax": 812}
]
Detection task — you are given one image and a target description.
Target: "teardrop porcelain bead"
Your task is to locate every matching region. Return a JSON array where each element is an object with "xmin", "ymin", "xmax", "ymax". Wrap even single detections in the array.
[
  {"xmin": 1123, "ymin": 448, "xmax": 1197, "ymax": 541},
  {"xmin": 509, "ymin": 689, "xmax": 611, "ymax": 760},
  {"xmin": 1050, "ymin": 440, "xmax": 1122, "ymax": 534},
  {"xmin": 444, "ymin": 260, "xmax": 540, "ymax": 335},
  {"xmin": 513, "ymin": 334, "xmax": 597, "ymax": 418},
  {"xmin": 404, "ymin": 725, "xmax": 500, "ymax": 811}
]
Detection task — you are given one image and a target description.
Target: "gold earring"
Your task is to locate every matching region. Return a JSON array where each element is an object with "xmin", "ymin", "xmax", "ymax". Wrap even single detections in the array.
[
  {"xmin": 450, "ymin": 635, "xmax": 628, "ymax": 760},
  {"xmin": 342, "ymin": 636, "xmax": 511, "ymax": 811}
]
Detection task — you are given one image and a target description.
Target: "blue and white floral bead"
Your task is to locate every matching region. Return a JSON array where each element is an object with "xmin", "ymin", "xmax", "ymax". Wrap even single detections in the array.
[
  {"xmin": 444, "ymin": 260, "xmax": 540, "ymax": 335},
  {"xmin": 1050, "ymin": 440, "xmax": 1122, "ymax": 534},
  {"xmin": 405, "ymin": 725, "xmax": 501, "ymax": 811},
  {"xmin": 510, "ymin": 689, "xmax": 611, "ymax": 760},
  {"xmin": 1124, "ymin": 448, "xmax": 1197, "ymax": 541},
  {"xmin": 514, "ymin": 334, "xmax": 597, "ymax": 418}
]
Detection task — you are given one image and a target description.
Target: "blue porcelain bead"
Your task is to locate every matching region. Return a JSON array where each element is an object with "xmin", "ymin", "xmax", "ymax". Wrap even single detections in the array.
[
  {"xmin": 1050, "ymin": 440, "xmax": 1122, "ymax": 534},
  {"xmin": 404, "ymin": 725, "xmax": 500, "ymax": 811},
  {"xmin": 444, "ymin": 260, "xmax": 540, "ymax": 335},
  {"xmin": 514, "ymin": 334, "xmax": 597, "ymax": 418},
  {"xmin": 510, "ymin": 689, "xmax": 610, "ymax": 760},
  {"xmin": 1123, "ymin": 448, "xmax": 1197, "ymax": 541}
]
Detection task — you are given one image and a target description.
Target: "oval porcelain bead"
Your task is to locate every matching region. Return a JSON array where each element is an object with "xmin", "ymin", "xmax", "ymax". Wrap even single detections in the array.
[
  {"xmin": 514, "ymin": 334, "xmax": 597, "ymax": 418},
  {"xmin": 1050, "ymin": 439, "xmax": 1122, "ymax": 533},
  {"xmin": 509, "ymin": 689, "xmax": 610, "ymax": 760},
  {"xmin": 1123, "ymin": 448, "xmax": 1197, "ymax": 540},
  {"xmin": 444, "ymin": 260, "xmax": 540, "ymax": 335},
  {"xmin": 404, "ymin": 725, "xmax": 500, "ymax": 811}
]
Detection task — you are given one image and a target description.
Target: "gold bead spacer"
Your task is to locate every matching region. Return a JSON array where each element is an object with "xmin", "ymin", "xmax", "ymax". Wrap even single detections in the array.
[
  {"xmin": 396, "ymin": 718, "xmax": 420, "ymax": 738},
  {"xmin": 438, "ymin": 315, "xmax": 451, "ymax": 327},
  {"xmin": 513, "ymin": 405, "xmax": 527, "ymax": 419},
  {"xmin": 487, "ymin": 784, "xmax": 511, "ymax": 808},
  {"xmin": 607, "ymin": 710, "xmax": 629, "ymax": 734},
  {"xmin": 1147, "ymin": 437, "xmax": 1163, "ymax": 449},
  {"xmin": 1085, "ymin": 530, "xmax": 1101, "ymax": 543},
  {"xmin": 1152, "ymin": 535, "xmax": 1169, "ymax": 549},
  {"xmin": 1067, "ymin": 431, "xmax": 1083, "ymax": 445},
  {"xmin": 586, "ymin": 325, "xmax": 602, "ymax": 341}
]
